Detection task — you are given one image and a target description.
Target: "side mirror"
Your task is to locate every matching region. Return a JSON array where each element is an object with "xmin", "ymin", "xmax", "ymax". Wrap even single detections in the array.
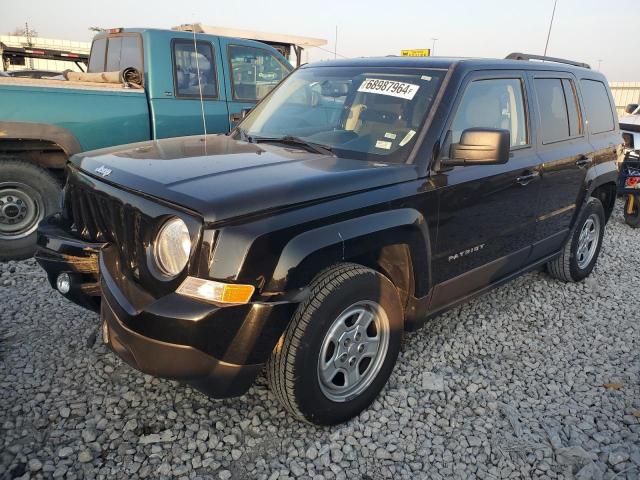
[
  {"xmin": 442, "ymin": 128, "xmax": 510, "ymax": 167},
  {"xmin": 625, "ymin": 103, "xmax": 639, "ymax": 114}
]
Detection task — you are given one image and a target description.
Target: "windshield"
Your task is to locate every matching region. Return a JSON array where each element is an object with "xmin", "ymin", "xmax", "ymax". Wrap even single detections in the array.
[{"xmin": 236, "ymin": 66, "xmax": 446, "ymax": 163}]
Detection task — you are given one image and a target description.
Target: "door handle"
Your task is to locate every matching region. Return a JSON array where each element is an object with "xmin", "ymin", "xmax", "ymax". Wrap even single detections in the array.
[
  {"xmin": 575, "ymin": 156, "xmax": 592, "ymax": 168},
  {"xmin": 516, "ymin": 171, "xmax": 540, "ymax": 186}
]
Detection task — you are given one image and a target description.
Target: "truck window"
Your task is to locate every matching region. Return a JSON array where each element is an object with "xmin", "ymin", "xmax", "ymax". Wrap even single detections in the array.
[
  {"xmin": 562, "ymin": 79, "xmax": 582, "ymax": 137},
  {"xmin": 450, "ymin": 78, "xmax": 527, "ymax": 147},
  {"xmin": 580, "ymin": 79, "xmax": 615, "ymax": 134},
  {"xmin": 104, "ymin": 35, "xmax": 143, "ymax": 72},
  {"xmin": 229, "ymin": 45, "xmax": 290, "ymax": 101},
  {"xmin": 535, "ymin": 78, "xmax": 572, "ymax": 143},
  {"xmin": 172, "ymin": 40, "xmax": 217, "ymax": 98},
  {"xmin": 88, "ymin": 38, "xmax": 107, "ymax": 73}
]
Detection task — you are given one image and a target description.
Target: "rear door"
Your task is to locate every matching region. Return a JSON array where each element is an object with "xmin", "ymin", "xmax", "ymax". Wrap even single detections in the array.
[
  {"xmin": 429, "ymin": 70, "xmax": 542, "ymax": 310},
  {"xmin": 528, "ymin": 72, "xmax": 592, "ymax": 259},
  {"xmin": 150, "ymin": 36, "xmax": 230, "ymax": 138},
  {"xmin": 218, "ymin": 39, "xmax": 291, "ymax": 128}
]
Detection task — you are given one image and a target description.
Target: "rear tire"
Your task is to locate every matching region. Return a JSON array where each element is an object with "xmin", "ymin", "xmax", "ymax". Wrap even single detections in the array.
[
  {"xmin": 0, "ymin": 160, "xmax": 61, "ymax": 261},
  {"xmin": 546, "ymin": 197, "xmax": 605, "ymax": 282},
  {"xmin": 624, "ymin": 194, "xmax": 640, "ymax": 228},
  {"xmin": 267, "ymin": 263, "xmax": 403, "ymax": 425}
]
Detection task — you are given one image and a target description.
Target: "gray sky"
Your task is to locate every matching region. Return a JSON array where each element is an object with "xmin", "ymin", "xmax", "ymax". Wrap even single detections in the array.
[{"xmin": 2, "ymin": 0, "xmax": 638, "ymax": 80}]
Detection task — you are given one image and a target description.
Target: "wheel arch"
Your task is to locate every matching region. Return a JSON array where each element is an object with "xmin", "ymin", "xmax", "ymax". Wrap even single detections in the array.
[
  {"xmin": 265, "ymin": 208, "xmax": 433, "ymax": 301},
  {"xmin": 0, "ymin": 121, "xmax": 81, "ymax": 171}
]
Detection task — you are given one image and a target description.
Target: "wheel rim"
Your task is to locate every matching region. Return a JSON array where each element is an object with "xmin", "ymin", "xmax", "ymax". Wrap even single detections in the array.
[
  {"xmin": 0, "ymin": 182, "xmax": 44, "ymax": 239},
  {"xmin": 576, "ymin": 213, "xmax": 600, "ymax": 269},
  {"xmin": 317, "ymin": 300, "xmax": 390, "ymax": 402}
]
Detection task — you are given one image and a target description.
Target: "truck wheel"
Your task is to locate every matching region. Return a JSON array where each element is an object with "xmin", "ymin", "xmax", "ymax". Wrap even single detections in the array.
[
  {"xmin": 267, "ymin": 263, "xmax": 403, "ymax": 425},
  {"xmin": 624, "ymin": 194, "xmax": 640, "ymax": 228},
  {"xmin": 546, "ymin": 197, "xmax": 605, "ymax": 282},
  {"xmin": 0, "ymin": 160, "xmax": 61, "ymax": 261}
]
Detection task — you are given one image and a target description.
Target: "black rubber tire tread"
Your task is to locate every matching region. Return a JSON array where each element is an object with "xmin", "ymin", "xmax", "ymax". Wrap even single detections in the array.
[
  {"xmin": 0, "ymin": 159, "xmax": 61, "ymax": 261},
  {"xmin": 546, "ymin": 197, "xmax": 605, "ymax": 282},
  {"xmin": 623, "ymin": 194, "xmax": 640, "ymax": 228},
  {"xmin": 267, "ymin": 262, "xmax": 401, "ymax": 424}
]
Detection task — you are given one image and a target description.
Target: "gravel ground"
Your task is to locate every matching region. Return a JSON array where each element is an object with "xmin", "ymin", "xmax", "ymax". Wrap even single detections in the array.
[{"xmin": 1, "ymin": 201, "xmax": 639, "ymax": 480}]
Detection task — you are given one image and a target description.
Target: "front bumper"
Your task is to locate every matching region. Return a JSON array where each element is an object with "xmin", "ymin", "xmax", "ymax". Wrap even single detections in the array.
[
  {"xmin": 35, "ymin": 214, "xmax": 104, "ymax": 311},
  {"xmin": 36, "ymin": 215, "xmax": 298, "ymax": 398}
]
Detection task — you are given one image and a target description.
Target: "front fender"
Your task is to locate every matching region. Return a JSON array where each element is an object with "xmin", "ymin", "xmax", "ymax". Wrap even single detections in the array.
[{"xmin": 265, "ymin": 208, "xmax": 432, "ymax": 296}]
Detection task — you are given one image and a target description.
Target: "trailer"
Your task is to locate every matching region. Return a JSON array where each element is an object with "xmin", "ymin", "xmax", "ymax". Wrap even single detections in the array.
[{"xmin": 1, "ymin": 35, "xmax": 89, "ymax": 73}]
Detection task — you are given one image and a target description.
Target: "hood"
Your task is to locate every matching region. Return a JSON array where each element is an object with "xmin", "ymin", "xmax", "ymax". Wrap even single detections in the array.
[
  {"xmin": 620, "ymin": 113, "xmax": 640, "ymax": 128},
  {"xmin": 71, "ymin": 134, "xmax": 417, "ymax": 222}
]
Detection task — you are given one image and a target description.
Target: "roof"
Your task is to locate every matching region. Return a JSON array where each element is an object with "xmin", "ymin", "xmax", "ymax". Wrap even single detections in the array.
[
  {"xmin": 172, "ymin": 24, "xmax": 327, "ymax": 48},
  {"xmin": 304, "ymin": 56, "xmax": 600, "ymax": 76}
]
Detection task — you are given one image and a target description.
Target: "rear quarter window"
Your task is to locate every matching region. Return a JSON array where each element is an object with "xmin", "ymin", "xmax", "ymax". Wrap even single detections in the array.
[{"xmin": 580, "ymin": 79, "xmax": 615, "ymax": 134}]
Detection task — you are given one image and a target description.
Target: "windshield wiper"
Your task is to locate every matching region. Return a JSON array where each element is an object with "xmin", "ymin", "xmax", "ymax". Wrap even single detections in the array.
[{"xmin": 254, "ymin": 135, "xmax": 333, "ymax": 155}]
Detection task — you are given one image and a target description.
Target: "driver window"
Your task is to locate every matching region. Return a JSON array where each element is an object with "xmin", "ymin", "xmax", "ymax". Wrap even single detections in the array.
[
  {"xmin": 229, "ymin": 45, "xmax": 290, "ymax": 101},
  {"xmin": 451, "ymin": 78, "xmax": 528, "ymax": 147}
]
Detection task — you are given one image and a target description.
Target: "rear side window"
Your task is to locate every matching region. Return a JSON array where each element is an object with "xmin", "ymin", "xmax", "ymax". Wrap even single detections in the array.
[
  {"xmin": 172, "ymin": 40, "xmax": 217, "ymax": 98},
  {"xmin": 88, "ymin": 38, "xmax": 106, "ymax": 73},
  {"xmin": 105, "ymin": 36, "xmax": 143, "ymax": 72},
  {"xmin": 580, "ymin": 79, "xmax": 615, "ymax": 134},
  {"xmin": 535, "ymin": 78, "xmax": 582, "ymax": 143},
  {"xmin": 450, "ymin": 77, "xmax": 528, "ymax": 147},
  {"xmin": 229, "ymin": 45, "xmax": 290, "ymax": 101}
]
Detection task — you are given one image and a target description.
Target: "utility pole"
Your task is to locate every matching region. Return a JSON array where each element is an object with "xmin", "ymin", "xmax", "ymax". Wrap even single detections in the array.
[
  {"xmin": 543, "ymin": 0, "xmax": 558, "ymax": 56},
  {"xmin": 431, "ymin": 37, "xmax": 438, "ymax": 56},
  {"xmin": 597, "ymin": 59, "xmax": 602, "ymax": 71},
  {"xmin": 334, "ymin": 25, "xmax": 338, "ymax": 59}
]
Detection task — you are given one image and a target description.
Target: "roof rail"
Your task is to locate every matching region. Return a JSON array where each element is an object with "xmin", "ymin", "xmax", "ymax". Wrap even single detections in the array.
[{"xmin": 506, "ymin": 52, "xmax": 590, "ymax": 69}]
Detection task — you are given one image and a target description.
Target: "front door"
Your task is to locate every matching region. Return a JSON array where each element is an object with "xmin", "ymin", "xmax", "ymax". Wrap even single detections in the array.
[
  {"xmin": 429, "ymin": 72, "xmax": 541, "ymax": 310},
  {"xmin": 219, "ymin": 39, "xmax": 291, "ymax": 129}
]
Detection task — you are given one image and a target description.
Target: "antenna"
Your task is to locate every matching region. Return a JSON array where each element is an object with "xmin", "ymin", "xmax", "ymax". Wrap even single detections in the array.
[
  {"xmin": 543, "ymin": 0, "xmax": 558, "ymax": 57},
  {"xmin": 191, "ymin": 23, "xmax": 208, "ymax": 138}
]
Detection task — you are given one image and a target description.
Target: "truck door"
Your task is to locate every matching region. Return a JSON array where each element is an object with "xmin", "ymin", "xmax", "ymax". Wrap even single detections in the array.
[
  {"xmin": 151, "ymin": 37, "xmax": 230, "ymax": 138},
  {"xmin": 218, "ymin": 39, "xmax": 291, "ymax": 129},
  {"xmin": 429, "ymin": 71, "xmax": 541, "ymax": 311},
  {"xmin": 528, "ymin": 73, "xmax": 593, "ymax": 259}
]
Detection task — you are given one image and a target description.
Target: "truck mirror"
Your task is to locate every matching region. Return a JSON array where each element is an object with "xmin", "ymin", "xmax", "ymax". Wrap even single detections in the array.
[{"xmin": 442, "ymin": 128, "xmax": 511, "ymax": 167}]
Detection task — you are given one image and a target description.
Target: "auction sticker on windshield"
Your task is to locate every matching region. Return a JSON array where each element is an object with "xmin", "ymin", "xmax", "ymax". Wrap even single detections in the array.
[{"xmin": 358, "ymin": 78, "xmax": 420, "ymax": 100}]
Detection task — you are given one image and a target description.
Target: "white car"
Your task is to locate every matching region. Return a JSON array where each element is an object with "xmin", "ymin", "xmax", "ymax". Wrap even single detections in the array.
[{"xmin": 620, "ymin": 103, "xmax": 640, "ymax": 152}]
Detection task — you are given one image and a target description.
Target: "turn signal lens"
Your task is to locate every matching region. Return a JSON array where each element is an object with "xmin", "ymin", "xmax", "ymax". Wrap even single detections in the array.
[{"xmin": 177, "ymin": 277, "xmax": 255, "ymax": 305}]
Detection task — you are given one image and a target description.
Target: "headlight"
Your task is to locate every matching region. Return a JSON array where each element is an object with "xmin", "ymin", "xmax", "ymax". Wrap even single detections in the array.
[{"xmin": 154, "ymin": 217, "xmax": 191, "ymax": 276}]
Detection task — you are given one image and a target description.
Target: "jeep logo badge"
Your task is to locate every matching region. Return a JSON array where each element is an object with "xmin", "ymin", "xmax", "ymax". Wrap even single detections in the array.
[{"xmin": 95, "ymin": 165, "xmax": 112, "ymax": 177}]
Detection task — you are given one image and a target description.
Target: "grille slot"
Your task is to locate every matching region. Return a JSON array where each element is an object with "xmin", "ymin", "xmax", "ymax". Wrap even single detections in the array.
[{"xmin": 68, "ymin": 184, "xmax": 142, "ymax": 279}]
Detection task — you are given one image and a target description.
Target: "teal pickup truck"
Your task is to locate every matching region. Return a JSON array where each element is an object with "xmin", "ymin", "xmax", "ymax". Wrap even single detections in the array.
[{"xmin": 0, "ymin": 28, "xmax": 292, "ymax": 260}]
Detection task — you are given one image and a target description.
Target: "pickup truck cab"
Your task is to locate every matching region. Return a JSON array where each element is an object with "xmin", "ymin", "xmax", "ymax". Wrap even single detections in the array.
[
  {"xmin": 0, "ymin": 28, "xmax": 291, "ymax": 260},
  {"xmin": 36, "ymin": 53, "xmax": 621, "ymax": 425}
]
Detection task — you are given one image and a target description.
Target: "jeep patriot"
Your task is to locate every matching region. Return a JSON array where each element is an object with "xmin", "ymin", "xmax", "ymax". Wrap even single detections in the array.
[{"xmin": 36, "ymin": 53, "xmax": 622, "ymax": 425}]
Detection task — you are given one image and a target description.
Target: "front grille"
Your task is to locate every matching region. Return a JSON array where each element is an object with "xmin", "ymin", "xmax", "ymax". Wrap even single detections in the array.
[{"xmin": 67, "ymin": 183, "xmax": 143, "ymax": 279}]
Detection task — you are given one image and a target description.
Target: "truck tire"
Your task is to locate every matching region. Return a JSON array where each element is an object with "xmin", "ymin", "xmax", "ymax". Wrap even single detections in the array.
[
  {"xmin": 267, "ymin": 263, "xmax": 403, "ymax": 425},
  {"xmin": 624, "ymin": 194, "xmax": 640, "ymax": 228},
  {"xmin": 546, "ymin": 197, "xmax": 605, "ymax": 282},
  {"xmin": 0, "ymin": 160, "xmax": 61, "ymax": 261}
]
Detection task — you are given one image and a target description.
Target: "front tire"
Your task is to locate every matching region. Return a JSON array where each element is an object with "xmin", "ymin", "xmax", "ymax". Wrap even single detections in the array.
[
  {"xmin": 546, "ymin": 197, "xmax": 605, "ymax": 282},
  {"xmin": 0, "ymin": 160, "xmax": 61, "ymax": 261},
  {"xmin": 624, "ymin": 194, "xmax": 640, "ymax": 228},
  {"xmin": 267, "ymin": 263, "xmax": 403, "ymax": 425}
]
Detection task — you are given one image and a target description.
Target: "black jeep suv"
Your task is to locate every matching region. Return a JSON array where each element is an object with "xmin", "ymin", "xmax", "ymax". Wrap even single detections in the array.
[{"xmin": 36, "ymin": 53, "xmax": 622, "ymax": 425}]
